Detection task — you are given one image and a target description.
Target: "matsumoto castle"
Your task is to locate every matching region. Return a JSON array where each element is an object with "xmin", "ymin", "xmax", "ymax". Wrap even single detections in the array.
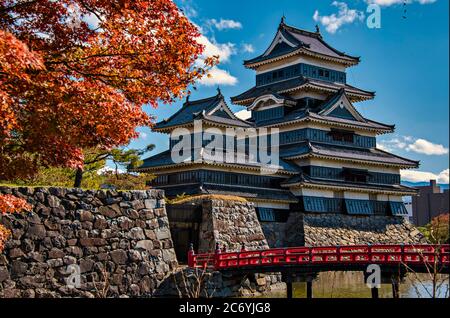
[{"xmin": 135, "ymin": 19, "xmax": 418, "ymax": 221}]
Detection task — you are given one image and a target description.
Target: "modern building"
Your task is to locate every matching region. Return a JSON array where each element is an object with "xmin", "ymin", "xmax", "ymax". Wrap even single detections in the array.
[
  {"xmin": 412, "ymin": 180, "xmax": 449, "ymax": 226},
  {"xmin": 134, "ymin": 20, "xmax": 419, "ymax": 221}
]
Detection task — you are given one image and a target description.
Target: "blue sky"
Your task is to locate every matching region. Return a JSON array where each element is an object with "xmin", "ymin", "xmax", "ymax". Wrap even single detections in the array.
[{"xmin": 127, "ymin": 0, "xmax": 449, "ymax": 184}]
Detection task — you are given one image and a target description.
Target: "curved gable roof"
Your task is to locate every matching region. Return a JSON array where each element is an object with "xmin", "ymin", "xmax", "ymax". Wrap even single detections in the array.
[
  {"xmin": 154, "ymin": 91, "xmax": 251, "ymax": 131},
  {"xmin": 244, "ymin": 22, "xmax": 360, "ymax": 68}
]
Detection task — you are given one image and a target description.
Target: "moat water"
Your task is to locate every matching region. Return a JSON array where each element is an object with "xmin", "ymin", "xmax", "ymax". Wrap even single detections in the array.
[{"xmin": 263, "ymin": 272, "xmax": 449, "ymax": 298}]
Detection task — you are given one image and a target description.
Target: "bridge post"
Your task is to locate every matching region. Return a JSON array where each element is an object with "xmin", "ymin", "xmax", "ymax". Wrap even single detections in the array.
[
  {"xmin": 282, "ymin": 272, "xmax": 293, "ymax": 299},
  {"xmin": 306, "ymin": 280, "xmax": 313, "ymax": 299},
  {"xmin": 392, "ymin": 278, "xmax": 400, "ymax": 298},
  {"xmin": 286, "ymin": 281, "xmax": 293, "ymax": 299},
  {"xmin": 371, "ymin": 287, "xmax": 379, "ymax": 299}
]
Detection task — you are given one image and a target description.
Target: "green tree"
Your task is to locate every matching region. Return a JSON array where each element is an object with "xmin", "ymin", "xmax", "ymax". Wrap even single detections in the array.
[{"xmin": 73, "ymin": 144, "xmax": 155, "ymax": 187}]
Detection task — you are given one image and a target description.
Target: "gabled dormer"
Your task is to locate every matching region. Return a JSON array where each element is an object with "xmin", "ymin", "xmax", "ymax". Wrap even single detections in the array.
[
  {"xmin": 248, "ymin": 92, "xmax": 296, "ymax": 124},
  {"xmin": 153, "ymin": 89, "xmax": 251, "ymax": 133},
  {"xmin": 317, "ymin": 89, "xmax": 365, "ymax": 122}
]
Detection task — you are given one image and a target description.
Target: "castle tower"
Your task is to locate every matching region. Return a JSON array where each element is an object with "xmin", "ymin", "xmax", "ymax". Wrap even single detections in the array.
[
  {"xmin": 135, "ymin": 20, "xmax": 419, "ymax": 227},
  {"xmin": 230, "ymin": 20, "xmax": 418, "ymax": 219}
]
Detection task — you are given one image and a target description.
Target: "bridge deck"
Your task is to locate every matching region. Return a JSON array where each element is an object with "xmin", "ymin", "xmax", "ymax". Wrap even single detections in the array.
[{"xmin": 188, "ymin": 244, "xmax": 450, "ymax": 274}]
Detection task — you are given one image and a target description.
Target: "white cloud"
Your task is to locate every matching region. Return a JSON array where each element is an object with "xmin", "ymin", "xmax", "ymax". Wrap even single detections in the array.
[
  {"xmin": 199, "ymin": 67, "xmax": 237, "ymax": 86},
  {"xmin": 378, "ymin": 136, "xmax": 448, "ymax": 156},
  {"xmin": 376, "ymin": 142, "xmax": 389, "ymax": 152},
  {"xmin": 438, "ymin": 169, "xmax": 450, "ymax": 184},
  {"xmin": 139, "ymin": 132, "xmax": 148, "ymax": 139},
  {"xmin": 97, "ymin": 166, "xmax": 126, "ymax": 175},
  {"xmin": 365, "ymin": 0, "xmax": 436, "ymax": 6},
  {"xmin": 207, "ymin": 18, "xmax": 242, "ymax": 30},
  {"xmin": 194, "ymin": 29, "xmax": 238, "ymax": 86},
  {"xmin": 406, "ymin": 139, "xmax": 449, "ymax": 155},
  {"xmin": 313, "ymin": 1, "xmax": 365, "ymax": 34},
  {"xmin": 235, "ymin": 109, "xmax": 251, "ymax": 120},
  {"xmin": 401, "ymin": 168, "xmax": 449, "ymax": 184},
  {"xmin": 196, "ymin": 35, "xmax": 236, "ymax": 63},
  {"xmin": 181, "ymin": 19, "xmax": 239, "ymax": 87},
  {"xmin": 242, "ymin": 43, "xmax": 255, "ymax": 53}
]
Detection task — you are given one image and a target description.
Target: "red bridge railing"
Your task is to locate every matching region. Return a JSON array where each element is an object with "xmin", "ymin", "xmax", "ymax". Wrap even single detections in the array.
[{"xmin": 188, "ymin": 244, "xmax": 450, "ymax": 270}]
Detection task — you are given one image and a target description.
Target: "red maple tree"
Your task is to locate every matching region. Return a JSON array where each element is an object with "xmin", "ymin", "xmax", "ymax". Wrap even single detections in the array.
[
  {"xmin": 0, "ymin": 194, "xmax": 31, "ymax": 252},
  {"xmin": 0, "ymin": 0, "xmax": 216, "ymax": 179}
]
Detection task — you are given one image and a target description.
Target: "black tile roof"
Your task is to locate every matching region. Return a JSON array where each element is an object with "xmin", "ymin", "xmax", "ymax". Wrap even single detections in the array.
[
  {"xmin": 135, "ymin": 148, "xmax": 299, "ymax": 173},
  {"xmin": 202, "ymin": 114, "xmax": 252, "ymax": 128},
  {"xmin": 154, "ymin": 92, "xmax": 251, "ymax": 131},
  {"xmin": 279, "ymin": 141, "xmax": 419, "ymax": 167},
  {"xmin": 230, "ymin": 76, "xmax": 374, "ymax": 105},
  {"xmin": 244, "ymin": 23, "xmax": 359, "ymax": 67},
  {"xmin": 200, "ymin": 183, "xmax": 298, "ymax": 202},
  {"xmin": 157, "ymin": 182, "xmax": 298, "ymax": 202},
  {"xmin": 253, "ymin": 103, "xmax": 393, "ymax": 133},
  {"xmin": 281, "ymin": 174, "xmax": 417, "ymax": 194}
]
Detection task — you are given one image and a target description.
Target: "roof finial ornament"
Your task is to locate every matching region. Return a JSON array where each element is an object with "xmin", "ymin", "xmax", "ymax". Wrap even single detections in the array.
[
  {"xmin": 216, "ymin": 86, "xmax": 222, "ymax": 96},
  {"xmin": 281, "ymin": 14, "xmax": 286, "ymax": 25},
  {"xmin": 183, "ymin": 94, "xmax": 190, "ymax": 106},
  {"xmin": 315, "ymin": 24, "xmax": 320, "ymax": 34}
]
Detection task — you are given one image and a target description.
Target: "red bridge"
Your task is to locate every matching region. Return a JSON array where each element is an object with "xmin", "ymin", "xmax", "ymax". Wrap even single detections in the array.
[
  {"xmin": 188, "ymin": 244, "xmax": 450, "ymax": 298},
  {"xmin": 188, "ymin": 243, "xmax": 449, "ymax": 298},
  {"xmin": 188, "ymin": 244, "xmax": 449, "ymax": 271}
]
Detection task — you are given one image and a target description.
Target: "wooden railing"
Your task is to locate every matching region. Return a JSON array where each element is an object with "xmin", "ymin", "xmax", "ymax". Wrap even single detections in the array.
[{"xmin": 188, "ymin": 244, "xmax": 450, "ymax": 270}]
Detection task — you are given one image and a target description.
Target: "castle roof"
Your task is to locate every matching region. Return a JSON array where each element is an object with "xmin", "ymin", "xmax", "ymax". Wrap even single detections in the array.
[
  {"xmin": 281, "ymin": 173, "xmax": 417, "ymax": 195},
  {"xmin": 249, "ymin": 90, "xmax": 393, "ymax": 133},
  {"xmin": 135, "ymin": 148, "xmax": 299, "ymax": 174},
  {"xmin": 230, "ymin": 76, "xmax": 374, "ymax": 105},
  {"xmin": 244, "ymin": 21, "xmax": 360, "ymax": 69},
  {"xmin": 159, "ymin": 183, "xmax": 298, "ymax": 203},
  {"xmin": 280, "ymin": 141, "xmax": 419, "ymax": 169},
  {"xmin": 154, "ymin": 90, "xmax": 251, "ymax": 132}
]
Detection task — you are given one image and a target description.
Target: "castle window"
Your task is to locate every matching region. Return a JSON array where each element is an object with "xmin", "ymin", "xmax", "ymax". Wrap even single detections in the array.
[
  {"xmin": 342, "ymin": 168, "xmax": 369, "ymax": 183},
  {"xmin": 329, "ymin": 129, "xmax": 354, "ymax": 143},
  {"xmin": 257, "ymin": 208, "xmax": 275, "ymax": 221},
  {"xmin": 257, "ymin": 208, "xmax": 289, "ymax": 222},
  {"xmin": 345, "ymin": 199, "xmax": 373, "ymax": 215},
  {"xmin": 390, "ymin": 202, "xmax": 408, "ymax": 216},
  {"xmin": 303, "ymin": 197, "xmax": 327, "ymax": 212}
]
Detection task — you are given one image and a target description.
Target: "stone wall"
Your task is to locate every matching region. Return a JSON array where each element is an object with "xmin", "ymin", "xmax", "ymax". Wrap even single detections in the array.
[
  {"xmin": 285, "ymin": 213, "xmax": 427, "ymax": 247},
  {"xmin": 198, "ymin": 199, "xmax": 268, "ymax": 253},
  {"xmin": 170, "ymin": 197, "xmax": 284, "ymax": 297},
  {"xmin": 0, "ymin": 187, "xmax": 177, "ymax": 298},
  {"xmin": 260, "ymin": 222, "xmax": 287, "ymax": 248}
]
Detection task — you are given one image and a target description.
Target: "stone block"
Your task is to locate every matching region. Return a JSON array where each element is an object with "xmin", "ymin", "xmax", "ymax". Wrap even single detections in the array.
[{"xmin": 135, "ymin": 240, "xmax": 154, "ymax": 252}]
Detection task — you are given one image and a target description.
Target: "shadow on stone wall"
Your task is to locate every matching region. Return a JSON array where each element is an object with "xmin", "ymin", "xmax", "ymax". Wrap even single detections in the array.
[
  {"xmin": 0, "ymin": 187, "xmax": 176, "ymax": 298},
  {"xmin": 154, "ymin": 266, "xmax": 285, "ymax": 298}
]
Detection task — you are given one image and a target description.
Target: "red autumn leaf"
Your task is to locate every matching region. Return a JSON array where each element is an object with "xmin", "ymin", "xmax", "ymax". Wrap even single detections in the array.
[{"xmin": 0, "ymin": 0, "xmax": 215, "ymax": 180}]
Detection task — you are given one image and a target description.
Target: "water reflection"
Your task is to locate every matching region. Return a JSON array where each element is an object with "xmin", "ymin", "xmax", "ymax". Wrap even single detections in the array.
[{"xmin": 266, "ymin": 272, "xmax": 449, "ymax": 298}]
